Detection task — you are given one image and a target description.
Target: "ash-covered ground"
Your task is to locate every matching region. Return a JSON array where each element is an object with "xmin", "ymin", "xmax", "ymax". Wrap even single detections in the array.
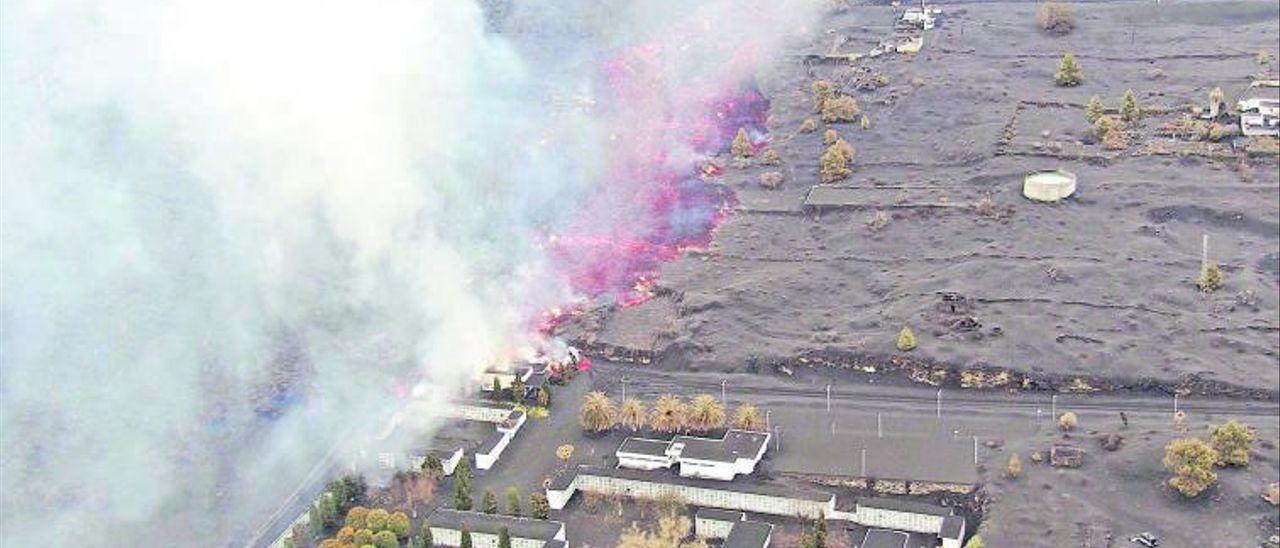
[{"xmin": 568, "ymin": 0, "xmax": 1280, "ymax": 396}]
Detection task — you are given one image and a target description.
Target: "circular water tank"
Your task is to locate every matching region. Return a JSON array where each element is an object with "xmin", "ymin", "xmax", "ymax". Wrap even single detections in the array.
[{"xmin": 1023, "ymin": 169, "xmax": 1077, "ymax": 202}]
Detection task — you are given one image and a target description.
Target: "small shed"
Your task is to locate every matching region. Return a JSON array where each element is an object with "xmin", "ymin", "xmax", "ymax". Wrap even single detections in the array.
[{"xmin": 1022, "ymin": 169, "xmax": 1077, "ymax": 202}]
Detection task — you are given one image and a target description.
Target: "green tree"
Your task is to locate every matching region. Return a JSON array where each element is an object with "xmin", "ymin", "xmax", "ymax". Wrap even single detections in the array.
[
  {"xmin": 1198, "ymin": 262, "xmax": 1224, "ymax": 292},
  {"xmin": 530, "ymin": 492, "xmax": 550, "ymax": 519},
  {"xmin": 505, "ymin": 487, "xmax": 522, "ymax": 516},
  {"xmin": 460, "ymin": 525, "xmax": 473, "ymax": 548},
  {"xmin": 309, "ymin": 504, "xmax": 326, "ymax": 535},
  {"xmin": 353, "ymin": 529, "xmax": 375, "ymax": 546},
  {"xmin": 1085, "ymin": 95, "xmax": 1104, "ymax": 122},
  {"xmin": 482, "ymin": 489, "xmax": 499, "ymax": 514},
  {"xmin": 455, "ymin": 458, "xmax": 472, "ymax": 484},
  {"xmin": 345, "ymin": 506, "xmax": 370, "ymax": 529},
  {"xmin": 731, "ymin": 127, "xmax": 754, "ymax": 157},
  {"xmin": 1120, "ymin": 89, "xmax": 1142, "ymax": 122},
  {"xmin": 373, "ymin": 530, "xmax": 400, "ymax": 548},
  {"xmin": 511, "ymin": 377, "xmax": 526, "ymax": 403},
  {"xmin": 423, "ymin": 454, "xmax": 443, "ymax": 476},
  {"xmin": 1164, "ymin": 437, "xmax": 1219, "ymax": 497},
  {"xmin": 387, "ymin": 511, "xmax": 411, "ymax": 539},
  {"xmin": 810, "ymin": 513, "xmax": 828, "ymax": 547},
  {"xmin": 329, "ymin": 475, "xmax": 368, "ymax": 515},
  {"xmin": 1055, "ymin": 53, "xmax": 1083, "ymax": 86},
  {"xmin": 1209, "ymin": 420, "xmax": 1255, "ymax": 467},
  {"xmin": 498, "ymin": 527, "xmax": 512, "ymax": 548},
  {"xmin": 454, "ymin": 478, "xmax": 473, "ymax": 510},
  {"xmin": 536, "ymin": 386, "xmax": 551, "ymax": 408},
  {"xmin": 418, "ymin": 522, "xmax": 432, "ymax": 548},
  {"xmin": 896, "ymin": 326, "xmax": 917, "ymax": 351},
  {"xmin": 365, "ymin": 508, "xmax": 389, "ymax": 531}
]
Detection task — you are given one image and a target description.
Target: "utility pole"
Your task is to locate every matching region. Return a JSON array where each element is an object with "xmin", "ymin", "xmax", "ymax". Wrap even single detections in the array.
[
  {"xmin": 620, "ymin": 376, "xmax": 628, "ymax": 401},
  {"xmin": 1174, "ymin": 393, "xmax": 1179, "ymax": 414},
  {"xmin": 773, "ymin": 425, "xmax": 782, "ymax": 452},
  {"xmin": 765, "ymin": 409, "xmax": 771, "ymax": 431},
  {"xmin": 861, "ymin": 447, "xmax": 867, "ymax": 477},
  {"xmin": 973, "ymin": 436, "xmax": 979, "ymax": 465},
  {"xmin": 936, "ymin": 388, "xmax": 942, "ymax": 419},
  {"xmin": 1051, "ymin": 394, "xmax": 1058, "ymax": 419},
  {"xmin": 826, "ymin": 384, "xmax": 832, "ymax": 412},
  {"xmin": 1201, "ymin": 234, "xmax": 1209, "ymax": 272},
  {"xmin": 877, "ymin": 412, "xmax": 883, "ymax": 439},
  {"xmin": 720, "ymin": 379, "xmax": 727, "ymax": 405}
]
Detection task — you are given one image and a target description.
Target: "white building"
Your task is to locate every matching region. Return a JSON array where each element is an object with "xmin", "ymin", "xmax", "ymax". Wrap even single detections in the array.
[
  {"xmin": 476, "ymin": 408, "xmax": 527, "ymax": 470},
  {"xmin": 901, "ymin": 6, "xmax": 941, "ymax": 29},
  {"xmin": 478, "ymin": 365, "xmax": 534, "ymax": 393},
  {"xmin": 426, "ymin": 509, "xmax": 567, "ymax": 548},
  {"xmin": 546, "ymin": 465, "xmax": 835, "ymax": 519},
  {"xmin": 1238, "ymin": 86, "xmax": 1280, "ymax": 137},
  {"xmin": 615, "ymin": 429, "xmax": 770, "ymax": 481}
]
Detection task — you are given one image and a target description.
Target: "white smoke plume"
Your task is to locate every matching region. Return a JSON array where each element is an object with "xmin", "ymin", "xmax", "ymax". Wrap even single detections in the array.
[{"xmin": 0, "ymin": 0, "xmax": 821, "ymax": 545}]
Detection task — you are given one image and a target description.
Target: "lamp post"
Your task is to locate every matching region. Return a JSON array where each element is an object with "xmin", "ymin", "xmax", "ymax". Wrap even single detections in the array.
[
  {"xmin": 936, "ymin": 388, "xmax": 942, "ymax": 419},
  {"xmin": 620, "ymin": 376, "xmax": 629, "ymax": 401},
  {"xmin": 721, "ymin": 379, "xmax": 728, "ymax": 405},
  {"xmin": 826, "ymin": 384, "xmax": 832, "ymax": 413}
]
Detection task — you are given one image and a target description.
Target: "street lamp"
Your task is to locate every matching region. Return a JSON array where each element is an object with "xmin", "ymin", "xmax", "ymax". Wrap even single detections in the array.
[
  {"xmin": 620, "ymin": 376, "xmax": 629, "ymax": 401},
  {"xmin": 721, "ymin": 379, "xmax": 728, "ymax": 405},
  {"xmin": 936, "ymin": 388, "xmax": 942, "ymax": 419},
  {"xmin": 826, "ymin": 384, "xmax": 832, "ymax": 412}
]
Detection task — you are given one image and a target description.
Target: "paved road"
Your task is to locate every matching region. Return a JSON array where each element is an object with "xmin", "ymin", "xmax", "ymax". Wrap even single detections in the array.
[{"xmin": 589, "ymin": 362, "xmax": 1280, "ymax": 419}]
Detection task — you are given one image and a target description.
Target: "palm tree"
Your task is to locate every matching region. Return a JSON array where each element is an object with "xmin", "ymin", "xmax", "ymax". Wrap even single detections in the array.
[
  {"xmin": 687, "ymin": 394, "xmax": 726, "ymax": 433},
  {"xmin": 731, "ymin": 404, "xmax": 765, "ymax": 431},
  {"xmin": 648, "ymin": 394, "xmax": 687, "ymax": 434},
  {"xmin": 619, "ymin": 398, "xmax": 647, "ymax": 432},
  {"xmin": 578, "ymin": 391, "xmax": 618, "ymax": 433}
]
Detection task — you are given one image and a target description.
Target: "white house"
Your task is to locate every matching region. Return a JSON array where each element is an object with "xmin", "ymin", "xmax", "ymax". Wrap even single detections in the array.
[
  {"xmin": 615, "ymin": 430, "xmax": 770, "ymax": 481},
  {"xmin": 475, "ymin": 409, "xmax": 527, "ymax": 470},
  {"xmin": 426, "ymin": 509, "xmax": 566, "ymax": 548}
]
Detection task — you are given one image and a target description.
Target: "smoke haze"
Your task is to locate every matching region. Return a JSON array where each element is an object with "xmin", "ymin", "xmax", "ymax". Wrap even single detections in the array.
[{"xmin": 0, "ymin": 0, "xmax": 820, "ymax": 545}]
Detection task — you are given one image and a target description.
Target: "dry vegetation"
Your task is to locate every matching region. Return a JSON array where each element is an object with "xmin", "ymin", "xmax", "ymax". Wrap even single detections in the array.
[{"xmin": 1036, "ymin": 1, "xmax": 1076, "ymax": 35}]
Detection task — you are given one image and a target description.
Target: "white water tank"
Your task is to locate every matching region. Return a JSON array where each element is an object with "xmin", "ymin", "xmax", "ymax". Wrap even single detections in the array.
[{"xmin": 1023, "ymin": 169, "xmax": 1077, "ymax": 202}]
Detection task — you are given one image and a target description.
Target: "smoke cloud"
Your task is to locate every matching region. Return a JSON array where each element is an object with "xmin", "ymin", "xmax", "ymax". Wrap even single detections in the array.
[{"xmin": 0, "ymin": 0, "xmax": 820, "ymax": 545}]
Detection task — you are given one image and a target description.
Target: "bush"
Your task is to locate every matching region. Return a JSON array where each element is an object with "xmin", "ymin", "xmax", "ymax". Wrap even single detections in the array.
[
  {"xmin": 530, "ymin": 493, "xmax": 550, "ymax": 519},
  {"xmin": 812, "ymin": 80, "xmax": 835, "ymax": 112},
  {"xmin": 1208, "ymin": 420, "xmax": 1255, "ymax": 467},
  {"xmin": 345, "ymin": 507, "xmax": 370, "ymax": 529},
  {"xmin": 1055, "ymin": 53, "xmax": 1083, "ymax": 86},
  {"xmin": 819, "ymin": 143, "xmax": 852, "ymax": 183},
  {"xmin": 866, "ymin": 211, "xmax": 891, "ymax": 232},
  {"xmin": 1006, "ymin": 453, "xmax": 1023, "ymax": 478},
  {"xmin": 759, "ymin": 171, "xmax": 784, "ymax": 189},
  {"xmin": 759, "ymin": 149, "xmax": 781, "ymax": 165},
  {"xmin": 353, "ymin": 529, "xmax": 374, "ymax": 546},
  {"xmin": 578, "ymin": 391, "xmax": 617, "ymax": 432},
  {"xmin": 372, "ymin": 530, "xmax": 399, "ymax": 548},
  {"xmin": 1197, "ymin": 262, "xmax": 1224, "ymax": 292},
  {"xmin": 482, "ymin": 489, "xmax": 498, "ymax": 514},
  {"xmin": 1058, "ymin": 411, "xmax": 1078, "ymax": 431},
  {"xmin": 1266, "ymin": 483, "xmax": 1280, "ymax": 506},
  {"xmin": 800, "ymin": 118, "xmax": 819, "ymax": 133},
  {"xmin": 387, "ymin": 512, "xmax": 410, "ymax": 538},
  {"xmin": 506, "ymin": 487, "xmax": 522, "ymax": 516},
  {"xmin": 1164, "ymin": 437, "xmax": 1219, "ymax": 497},
  {"xmin": 821, "ymin": 95, "xmax": 860, "ymax": 123},
  {"xmin": 1101, "ymin": 124, "xmax": 1129, "ymax": 150},
  {"xmin": 1037, "ymin": 1, "xmax": 1075, "ymax": 35},
  {"xmin": 365, "ymin": 509, "xmax": 388, "ymax": 531},
  {"xmin": 896, "ymin": 327, "xmax": 917, "ymax": 351},
  {"xmin": 823, "ymin": 128, "xmax": 840, "ymax": 145}
]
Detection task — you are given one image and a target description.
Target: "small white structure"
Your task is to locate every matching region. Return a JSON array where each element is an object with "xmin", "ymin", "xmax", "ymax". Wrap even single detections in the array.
[
  {"xmin": 476, "ymin": 409, "xmax": 527, "ymax": 470},
  {"xmin": 1022, "ymin": 169, "xmax": 1077, "ymax": 202},
  {"xmin": 901, "ymin": 6, "xmax": 941, "ymax": 29},
  {"xmin": 940, "ymin": 516, "xmax": 967, "ymax": 548},
  {"xmin": 426, "ymin": 509, "xmax": 567, "ymax": 548},
  {"xmin": 849, "ymin": 498, "xmax": 955, "ymax": 535},
  {"xmin": 615, "ymin": 430, "xmax": 769, "ymax": 481},
  {"xmin": 694, "ymin": 508, "xmax": 745, "ymax": 539}
]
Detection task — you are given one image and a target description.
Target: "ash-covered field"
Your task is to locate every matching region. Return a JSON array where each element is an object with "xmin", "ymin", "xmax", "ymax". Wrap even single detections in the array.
[{"xmin": 570, "ymin": 0, "xmax": 1280, "ymax": 396}]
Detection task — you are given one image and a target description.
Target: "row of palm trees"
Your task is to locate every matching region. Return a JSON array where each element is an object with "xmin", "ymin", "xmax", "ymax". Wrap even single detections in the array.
[{"xmin": 578, "ymin": 391, "xmax": 766, "ymax": 434}]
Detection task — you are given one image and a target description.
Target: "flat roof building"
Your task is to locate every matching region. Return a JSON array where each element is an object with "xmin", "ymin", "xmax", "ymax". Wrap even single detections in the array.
[
  {"xmin": 615, "ymin": 429, "xmax": 770, "ymax": 481},
  {"xmin": 425, "ymin": 509, "xmax": 566, "ymax": 548}
]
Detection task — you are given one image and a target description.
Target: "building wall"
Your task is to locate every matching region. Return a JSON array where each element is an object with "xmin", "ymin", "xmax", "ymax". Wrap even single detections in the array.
[
  {"xmin": 693, "ymin": 517, "xmax": 736, "ymax": 539},
  {"xmin": 428, "ymin": 528, "xmax": 548, "ymax": 548},
  {"xmin": 678, "ymin": 459, "xmax": 737, "ymax": 481},
  {"xmin": 476, "ymin": 432, "xmax": 512, "ymax": 470},
  {"xmin": 569, "ymin": 473, "xmax": 834, "ymax": 519},
  {"xmin": 452, "ymin": 405, "xmax": 513, "ymax": 423},
  {"xmin": 618, "ymin": 453, "xmax": 673, "ymax": 471},
  {"xmin": 854, "ymin": 507, "xmax": 946, "ymax": 535}
]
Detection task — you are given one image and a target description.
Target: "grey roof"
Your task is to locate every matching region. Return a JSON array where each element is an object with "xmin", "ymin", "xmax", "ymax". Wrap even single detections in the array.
[
  {"xmin": 555, "ymin": 465, "xmax": 835, "ymax": 502},
  {"xmin": 426, "ymin": 509, "xmax": 563, "ymax": 539},
  {"xmin": 858, "ymin": 497, "xmax": 953, "ymax": 517},
  {"xmin": 769, "ymin": 424, "xmax": 977, "ymax": 485},
  {"xmin": 477, "ymin": 430, "xmax": 507, "ymax": 454},
  {"xmin": 544, "ymin": 541, "xmax": 566, "ymax": 548},
  {"xmin": 673, "ymin": 430, "xmax": 768, "ymax": 463},
  {"xmin": 862, "ymin": 529, "xmax": 909, "ymax": 548},
  {"xmin": 695, "ymin": 507, "xmax": 745, "ymax": 522},
  {"xmin": 618, "ymin": 438, "xmax": 672, "ymax": 457},
  {"xmin": 940, "ymin": 516, "xmax": 965, "ymax": 539},
  {"xmin": 723, "ymin": 521, "xmax": 773, "ymax": 548},
  {"xmin": 429, "ymin": 446, "xmax": 464, "ymax": 458}
]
